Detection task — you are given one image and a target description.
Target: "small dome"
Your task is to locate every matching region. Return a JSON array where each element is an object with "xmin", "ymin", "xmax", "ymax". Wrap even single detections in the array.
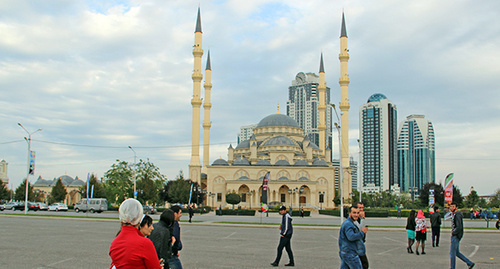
[
  {"xmin": 257, "ymin": 114, "xmax": 300, "ymax": 128},
  {"xmin": 71, "ymin": 179, "xmax": 85, "ymax": 186},
  {"xmin": 58, "ymin": 175, "xmax": 74, "ymax": 185},
  {"xmin": 256, "ymin": 159, "xmax": 272, "ymax": 166},
  {"xmin": 233, "ymin": 156, "xmax": 250, "ymax": 166},
  {"xmin": 212, "ymin": 158, "xmax": 229, "ymax": 166},
  {"xmin": 235, "ymin": 139, "xmax": 250, "ymax": 149},
  {"xmin": 294, "ymin": 159, "xmax": 309, "ymax": 166},
  {"xmin": 275, "ymin": 159, "xmax": 290, "ymax": 166},
  {"xmin": 308, "ymin": 142, "xmax": 320, "ymax": 150},
  {"xmin": 312, "ymin": 159, "xmax": 328, "ymax": 167},
  {"xmin": 263, "ymin": 136, "xmax": 297, "ymax": 147},
  {"xmin": 367, "ymin": 93, "xmax": 388, "ymax": 103}
]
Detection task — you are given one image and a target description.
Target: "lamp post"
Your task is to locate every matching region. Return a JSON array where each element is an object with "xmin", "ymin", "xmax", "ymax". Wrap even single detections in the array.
[
  {"xmin": 128, "ymin": 146, "xmax": 137, "ymax": 199},
  {"xmin": 18, "ymin": 123, "xmax": 42, "ymax": 214},
  {"xmin": 330, "ymin": 104, "xmax": 344, "ymax": 224}
]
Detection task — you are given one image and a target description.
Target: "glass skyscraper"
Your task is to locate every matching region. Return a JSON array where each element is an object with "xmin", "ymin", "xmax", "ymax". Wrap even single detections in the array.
[
  {"xmin": 397, "ymin": 114, "xmax": 435, "ymax": 194},
  {"xmin": 359, "ymin": 93, "xmax": 398, "ymax": 193}
]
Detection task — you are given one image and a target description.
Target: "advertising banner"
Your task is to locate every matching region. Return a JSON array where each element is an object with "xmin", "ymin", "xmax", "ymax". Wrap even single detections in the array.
[
  {"xmin": 29, "ymin": 151, "xmax": 35, "ymax": 175},
  {"xmin": 444, "ymin": 173, "xmax": 454, "ymax": 205},
  {"xmin": 261, "ymin": 172, "xmax": 270, "ymax": 212}
]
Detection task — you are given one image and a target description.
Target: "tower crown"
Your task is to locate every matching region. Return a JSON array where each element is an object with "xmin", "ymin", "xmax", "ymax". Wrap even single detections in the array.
[
  {"xmin": 195, "ymin": 7, "xmax": 202, "ymax": 33},
  {"xmin": 340, "ymin": 12, "xmax": 347, "ymax": 37}
]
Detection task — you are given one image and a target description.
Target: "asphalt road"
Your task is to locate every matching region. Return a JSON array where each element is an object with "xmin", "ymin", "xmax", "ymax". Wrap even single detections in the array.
[{"xmin": 0, "ymin": 214, "xmax": 499, "ymax": 269}]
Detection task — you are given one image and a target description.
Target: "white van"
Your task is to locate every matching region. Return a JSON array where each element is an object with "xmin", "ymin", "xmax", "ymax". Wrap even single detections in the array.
[{"xmin": 74, "ymin": 198, "xmax": 108, "ymax": 213}]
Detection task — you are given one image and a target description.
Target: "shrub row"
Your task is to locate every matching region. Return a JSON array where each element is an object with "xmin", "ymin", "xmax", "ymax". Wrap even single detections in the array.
[{"xmin": 217, "ymin": 209, "xmax": 256, "ymax": 216}]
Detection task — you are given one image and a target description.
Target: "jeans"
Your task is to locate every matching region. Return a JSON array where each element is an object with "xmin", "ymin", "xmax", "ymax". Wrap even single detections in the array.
[
  {"xmin": 274, "ymin": 235, "xmax": 294, "ymax": 264},
  {"xmin": 450, "ymin": 236, "xmax": 473, "ymax": 269},
  {"xmin": 432, "ymin": 226, "xmax": 440, "ymax": 246},
  {"xmin": 339, "ymin": 251, "xmax": 362, "ymax": 269},
  {"xmin": 168, "ymin": 256, "xmax": 183, "ymax": 269}
]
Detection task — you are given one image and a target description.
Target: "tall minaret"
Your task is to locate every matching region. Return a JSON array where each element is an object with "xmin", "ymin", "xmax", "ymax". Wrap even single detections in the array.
[
  {"xmin": 318, "ymin": 53, "xmax": 327, "ymax": 156},
  {"xmin": 202, "ymin": 50, "xmax": 212, "ymax": 173},
  {"xmin": 339, "ymin": 12, "xmax": 352, "ymax": 201},
  {"xmin": 189, "ymin": 7, "xmax": 203, "ymax": 184}
]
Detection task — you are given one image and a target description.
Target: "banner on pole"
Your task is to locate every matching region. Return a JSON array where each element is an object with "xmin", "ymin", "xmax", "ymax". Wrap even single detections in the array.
[
  {"xmin": 188, "ymin": 184, "xmax": 194, "ymax": 205},
  {"xmin": 261, "ymin": 172, "xmax": 270, "ymax": 212},
  {"xmin": 29, "ymin": 151, "xmax": 35, "ymax": 175},
  {"xmin": 444, "ymin": 173, "xmax": 454, "ymax": 205}
]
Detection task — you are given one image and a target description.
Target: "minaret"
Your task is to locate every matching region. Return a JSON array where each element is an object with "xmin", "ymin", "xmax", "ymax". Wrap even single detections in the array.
[
  {"xmin": 202, "ymin": 50, "xmax": 212, "ymax": 173},
  {"xmin": 318, "ymin": 53, "xmax": 327, "ymax": 157},
  {"xmin": 339, "ymin": 12, "xmax": 352, "ymax": 201},
  {"xmin": 189, "ymin": 7, "xmax": 203, "ymax": 184}
]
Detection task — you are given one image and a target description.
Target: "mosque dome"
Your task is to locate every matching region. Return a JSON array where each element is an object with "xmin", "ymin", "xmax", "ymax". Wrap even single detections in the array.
[
  {"xmin": 275, "ymin": 159, "xmax": 291, "ymax": 166},
  {"xmin": 212, "ymin": 158, "xmax": 229, "ymax": 166},
  {"xmin": 235, "ymin": 139, "xmax": 250, "ymax": 149},
  {"xmin": 256, "ymin": 159, "xmax": 272, "ymax": 166},
  {"xmin": 257, "ymin": 114, "xmax": 300, "ymax": 128},
  {"xmin": 58, "ymin": 175, "xmax": 75, "ymax": 185},
  {"xmin": 233, "ymin": 156, "xmax": 250, "ymax": 166},
  {"xmin": 263, "ymin": 136, "xmax": 297, "ymax": 147},
  {"xmin": 367, "ymin": 93, "xmax": 388, "ymax": 103},
  {"xmin": 294, "ymin": 159, "xmax": 309, "ymax": 166},
  {"xmin": 312, "ymin": 158, "xmax": 328, "ymax": 167}
]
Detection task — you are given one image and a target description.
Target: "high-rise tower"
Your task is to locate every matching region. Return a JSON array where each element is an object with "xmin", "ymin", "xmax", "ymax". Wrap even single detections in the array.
[
  {"xmin": 359, "ymin": 93, "xmax": 398, "ymax": 193},
  {"xmin": 202, "ymin": 51, "xmax": 212, "ymax": 173},
  {"xmin": 338, "ymin": 12, "xmax": 352, "ymax": 201},
  {"xmin": 189, "ymin": 7, "xmax": 203, "ymax": 183}
]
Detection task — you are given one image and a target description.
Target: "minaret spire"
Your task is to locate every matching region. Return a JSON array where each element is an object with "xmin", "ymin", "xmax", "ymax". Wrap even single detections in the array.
[
  {"xmin": 338, "ymin": 11, "xmax": 352, "ymax": 203},
  {"xmin": 202, "ymin": 50, "xmax": 212, "ymax": 173},
  {"xmin": 189, "ymin": 7, "xmax": 204, "ymax": 183},
  {"xmin": 318, "ymin": 52, "xmax": 327, "ymax": 156}
]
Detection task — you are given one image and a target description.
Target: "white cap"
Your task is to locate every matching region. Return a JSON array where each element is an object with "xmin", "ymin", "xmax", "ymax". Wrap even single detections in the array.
[{"xmin": 119, "ymin": 198, "xmax": 143, "ymax": 225}]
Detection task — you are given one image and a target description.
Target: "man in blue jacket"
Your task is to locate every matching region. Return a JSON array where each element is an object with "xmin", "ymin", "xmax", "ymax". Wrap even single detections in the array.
[
  {"xmin": 339, "ymin": 205, "xmax": 368, "ymax": 269},
  {"xmin": 271, "ymin": 205, "xmax": 294, "ymax": 267},
  {"xmin": 450, "ymin": 202, "xmax": 475, "ymax": 269}
]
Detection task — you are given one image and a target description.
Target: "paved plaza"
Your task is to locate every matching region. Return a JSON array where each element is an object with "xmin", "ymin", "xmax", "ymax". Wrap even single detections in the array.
[{"xmin": 0, "ymin": 213, "xmax": 499, "ymax": 268}]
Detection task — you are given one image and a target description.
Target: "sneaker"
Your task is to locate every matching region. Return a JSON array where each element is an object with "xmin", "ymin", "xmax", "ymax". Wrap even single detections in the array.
[
  {"xmin": 422, "ymin": 251, "xmax": 426, "ymax": 255},
  {"xmin": 285, "ymin": 263, "xmax": 295, "ymax": 267},
  {"xmin": 469, "ymin": 263, "xmax": 475, "ymax": 269},
  {"xmin": 271, "ymin": 262, "xmax": 279, "ymax": 267}
]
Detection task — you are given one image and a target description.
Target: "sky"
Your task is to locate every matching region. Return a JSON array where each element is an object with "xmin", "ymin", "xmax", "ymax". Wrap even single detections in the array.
[{"xmin": 1, "ymin": 0, "xmax": 499, "ymax": 196}]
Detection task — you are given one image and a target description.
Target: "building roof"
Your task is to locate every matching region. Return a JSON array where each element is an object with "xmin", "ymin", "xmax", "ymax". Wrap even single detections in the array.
[
  {"xmin": 294, "ymin": 159, "xmax": 309, "ymax": 166},
  {"xmin": 312, "ymin": 158, "xmax": 328, "ymax": 167},
  {"xmin": 235, "ymin": 139, "xmax": 250, "ymax": 149},
  {"xmin": 233, "ymin": 156, "xmax": 250, "ymax": 166},
  {"xmin": 212, "ymin": 158, "xmax": 229, "ymax": 166},
  {"xmin": 275, "ymin": 159, "xmax": 291, "ymax": 166},
  {"xmin": 257, "ymin": 113, "xmax": 300, "ymax": 128},
  {"xmin": 263, "ymin": 136, "xmax": 297, "ymax": 147},
  {"xmin": 256, "ymin": 159, "xmax": 272, "ymax": 166},
  {"xmin": 367, "ymin": 93, "xmax": 388, "ymax": 103}
]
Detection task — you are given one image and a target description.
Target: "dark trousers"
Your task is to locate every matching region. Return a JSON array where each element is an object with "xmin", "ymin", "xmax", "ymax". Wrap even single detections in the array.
[
  {"xmin": 432, "ymin": 226, "xmax": 440, "ymax": 246},
  {"xmin": 274, "ymin": 235, "xmax": 294, "ymax": 264},
  {"xmin": 359, "ymin": 254, "xmax": 369, "ymax": 269}
]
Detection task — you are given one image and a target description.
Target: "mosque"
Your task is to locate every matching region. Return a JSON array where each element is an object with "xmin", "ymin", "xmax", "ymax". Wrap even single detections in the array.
[{"xmin": 188, "ymin": 8, "xmax": 352, "ymax": 210}]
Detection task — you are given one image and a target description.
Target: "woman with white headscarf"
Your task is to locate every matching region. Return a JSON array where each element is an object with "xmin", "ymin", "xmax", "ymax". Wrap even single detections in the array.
[{"xmin": 109, "ymin": 199, "xmax": 163, "ymax": 269}]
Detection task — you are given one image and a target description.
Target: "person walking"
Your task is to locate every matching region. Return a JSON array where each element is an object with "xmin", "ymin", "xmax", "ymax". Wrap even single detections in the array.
[
  {"xmin": 271, "ymin": 206, "xmax": 294, "ymax": 267},
  {"xmin": 339, "ymin": 205, "xmax": 368, "ymax": 269},
  {"xmin": 188, "ymin": 205, "xmax": 194, "ymax": 223},
  {"xmin": 109, "ymin": 199, "xmax": 163, "ymax": 269},
  {"xmin": 414, "ymin": 210, "xmax": 427, "ymax": 255},
  {"xmin": 406, "ymin": 210, "xmax": 416, "ymax": 254},
  {"xmin": 430, "ymin": 206, "xmax": 442, "ymax": 247},
  {"xmin": 353, "ymin": 202, "xmax": 369, "ymax": 269},
  {"xmin": 169, "ymin": 205, "xmax": 184, "ymax": 269},
  {"xmin": 450, "ymin": 202, "xmax": 475, "ymax": 269},
  {"xmin": 149, "ymin": 209, "xmax": 175, "ymax": 267}
]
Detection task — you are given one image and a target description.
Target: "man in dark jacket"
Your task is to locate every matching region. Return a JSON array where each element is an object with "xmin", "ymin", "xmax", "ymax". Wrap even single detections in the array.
[
  {"xmin": 450, "ymin": 202, "xmax": 475, "ymax": 269},
  {"xmin": 271, "ymin": 206, "xmax": 294, "ymax": 267},
  {"xmin": 150, "ymin": 209, "xmax": 175, "ymax": 265},
  {"xmin": 169, "ymin": 205, "xmax": 183, "ymax": 269},
  {"xmin": 430, "ymin": 206, "xmax": 442, "ymax": 247}
]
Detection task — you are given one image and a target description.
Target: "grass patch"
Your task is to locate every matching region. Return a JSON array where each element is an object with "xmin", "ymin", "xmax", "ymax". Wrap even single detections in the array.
[{"xmin": 0, "ymin": 213, "xmax": 116, "ymax": 220}]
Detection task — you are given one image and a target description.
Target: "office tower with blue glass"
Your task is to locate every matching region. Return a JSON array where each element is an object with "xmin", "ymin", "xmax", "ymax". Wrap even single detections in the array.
[
  {"xmin": 397, "ymin": 114, "xmax": 435, "ymax": 194},
  {"xmin": 359, "ymin": 93, "xmax": 398, "ymax": 193}
]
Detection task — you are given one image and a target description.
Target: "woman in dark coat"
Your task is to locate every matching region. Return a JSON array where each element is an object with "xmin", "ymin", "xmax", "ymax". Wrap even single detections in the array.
[{"xmin": 406, "ymin": 210, "xmax": 416, "ymax": 254}]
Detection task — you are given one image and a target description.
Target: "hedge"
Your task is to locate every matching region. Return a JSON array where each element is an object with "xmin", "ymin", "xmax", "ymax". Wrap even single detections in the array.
[{"xmin": 217, "ymin": 209, "xmax": 256, "ymax": 216}]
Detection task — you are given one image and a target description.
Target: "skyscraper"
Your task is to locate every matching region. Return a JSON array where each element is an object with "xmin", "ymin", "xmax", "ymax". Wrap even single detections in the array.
[
  {"xmin": 359, "ymin": 93, "xmax": 398, "ymax": 193},
  {"xmin": 238, "ymin": 124, "xmax": 257, "ymax": 144},
  {"xmin": 397, "ymin": 114, "xmax": 435, "ymax": 194},
  {"xmin": 286, "ymin": 72, "xmax": 332, "ymax": 151}
]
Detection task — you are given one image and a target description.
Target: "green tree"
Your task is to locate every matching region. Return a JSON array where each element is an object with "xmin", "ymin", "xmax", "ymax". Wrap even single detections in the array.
[
  {"xmin": 49, "ymin": 178, "xmax": 67, "ymax": 204},
  {"xmin": 333, "ymin": 187, "xmax": 340, "ymax": 206},
  {"xmin": 419, "ymin": 183, "xmax": 445, "ymax": 208},
  {"xmin": 102, "ymin": 160, "xmax": 134, "ymax": 205},
  {"xmin": 15, "ymin": 179, "xmax": 34, "ymax": 201},
  {"xmin": 135, "ymin": 159, "xmax": 167, "ymax": 205},
  {"xmin": 160, "ymin": 171, "xmax": 191, "ymax": 204},
  {"xmin": 452, "ymin": 185, "xmax": 464, "ymax": 207},
  {"xmin": 78, "ymin": 174, "xmax": 106, "ymax": 199},
  {"xmin": 226, "ymin": 192, "xmax": 241, "ymax": 209},
  {"xmin": 0, "ymin": 179, "xmax": 9, "ymax": 200},
  {"xmin": 487, "ymin": 189, "xmax": 500, "ymax": 208},
  {"xmin": 464, "ymin": 189, "xmax": 480, "ymax": 208}
]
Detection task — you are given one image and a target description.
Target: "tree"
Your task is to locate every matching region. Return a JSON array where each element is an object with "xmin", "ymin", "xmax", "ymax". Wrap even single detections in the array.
[
  {"xmin": 78, "ymin": 174, "xmax": 106, "ymax": 199},
  {"xmin": 419, "ymin": 183, "xmax": 445, "ymax": 208},
  {"xmin": 15, "ymin": 179, "xmax": 34, "ymax": 201},
  {"xmin": 102, "ymin": 160, "xmax": 134, "ymax": 205},
  {"xmin": 160, "ymin": 171, "xmax": 191, "ymax": 205},
  {"xmin": 464, "ymin": 189, "xmax": 480, "ymax": 208},
  {"xmin": 49, "ymin": 178, "xmax": 67, "ymax": 204},
  {"xmin": 0, "ymin": 179, "xmax": 9, "ymax": 201},
  {"xmin": 135, "ymin": 159, "xmax": 167, "ymax": 205},
  {"xmin": 452, "ymin": 185, "xmax": 464, "ymax": 207},
  {"xmin": 487, "ymin": 189, "xmax": 500, "ymax": 208},
  {"xmin": 333, "ymin": 187, "xmax": 340, "ymax": 206},
  {"xmin": 226, "ymin": 192, "xmax": 241, "ymax": 209}
]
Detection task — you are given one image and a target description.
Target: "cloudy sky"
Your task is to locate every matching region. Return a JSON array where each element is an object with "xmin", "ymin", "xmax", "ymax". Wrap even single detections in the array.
[{"xmin": 1, "ymin": 0, "xmax": 499, "ymax": 196}]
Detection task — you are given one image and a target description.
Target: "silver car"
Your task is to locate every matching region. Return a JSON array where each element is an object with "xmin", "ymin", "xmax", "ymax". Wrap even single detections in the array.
[
  {"xmin": 36, "ymin": 202, "xmax": 49, "ymax": 211},
  {"xmin": 48, "ymin": 203, "xmax": 68, "ymax": 211}
]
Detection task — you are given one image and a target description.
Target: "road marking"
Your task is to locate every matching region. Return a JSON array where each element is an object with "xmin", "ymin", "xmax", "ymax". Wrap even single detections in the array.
[
  {"xmin": 330, "ymin": 234, "xmax": 338, "ymax": 240},
  {"xmin": 469, "ymin": 245, "xmax": 479, "ymax": 258},
  {"xmin": 384, "ymin": 236, "xmax": 401, "ymax": 243},
  {"xmin": 377, "ymin": 246, "xmax": 400, "ymax": 255},
  {"xmin": 36, "ymin": 258, "xmax": 73, "ymax": 268},
  {"xmin": 223, "ymin": 232, "xmax": 236, "ymax": 239}
]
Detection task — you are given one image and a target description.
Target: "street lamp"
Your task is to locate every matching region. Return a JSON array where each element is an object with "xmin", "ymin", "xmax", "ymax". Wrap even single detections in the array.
[
  {"xmin": 330, "ymin": 104, "xmax": 344, "ymax": 224},
  {"xmin": 18, "ymin": 123, "xmax": 42, "ymax": 214},
  {"xmin": 128, "ymin": 146, "xmax": 137, "ymax": 199}
]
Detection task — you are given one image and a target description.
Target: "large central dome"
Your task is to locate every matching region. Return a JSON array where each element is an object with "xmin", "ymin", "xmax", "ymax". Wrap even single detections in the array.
[{"xmin": 257, "ymin": 114, "xmax": 300, "ymax": 128}]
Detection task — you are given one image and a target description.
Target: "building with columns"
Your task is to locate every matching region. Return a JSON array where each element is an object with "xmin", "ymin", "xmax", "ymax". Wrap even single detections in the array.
[{"xmin": 0, "ymin": 159, "xmax": 9, "ymax": 185}]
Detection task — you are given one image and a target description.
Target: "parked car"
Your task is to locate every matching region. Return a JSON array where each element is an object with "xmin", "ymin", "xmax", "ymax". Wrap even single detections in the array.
[
  {"xmin": 36, "ymin": 202, "xmax": 49, "ymax": 211},
  {"xmin": 4, "ymin": 202, "xmax": 18, "ymax": 210},
  {"xmin": 48, "ymin": 203, "xmax": 68, "ymax": 211},
  {"xmin": 74, "ymin": 198, "xmax": 108, "ymax": 213},
  {"xmin": 27, "ymin": 202, "xmax": 39, "ymax": 211},
  {"xmin": 0, "ymin": 204, "xmax": 4, "ymax": 211},
  {"xmin": 12, "ymin": 203, "xmax": 26, "ymax": 211},
  {"xmin": 143, "ymin": 205, "xmax": 157, "ymax": 215}
]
